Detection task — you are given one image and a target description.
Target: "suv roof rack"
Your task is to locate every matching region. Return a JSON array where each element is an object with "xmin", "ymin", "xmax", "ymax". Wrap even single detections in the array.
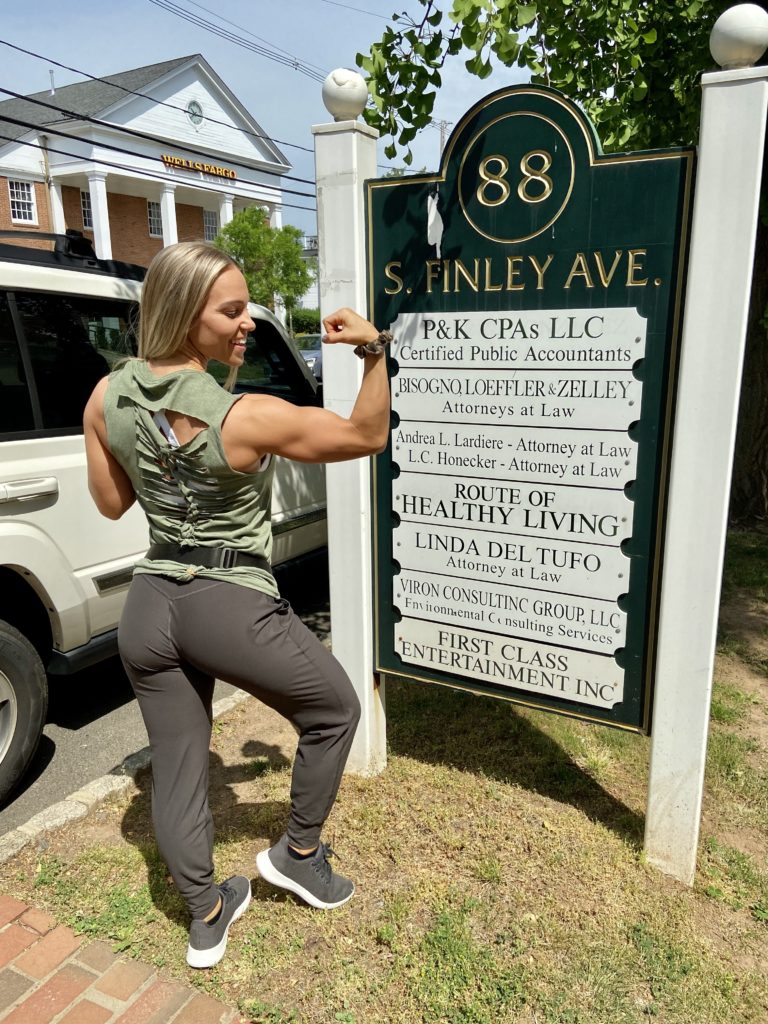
[{"xmin": 0, "ymin": 229, "xmax": 145, "ymax": 281}]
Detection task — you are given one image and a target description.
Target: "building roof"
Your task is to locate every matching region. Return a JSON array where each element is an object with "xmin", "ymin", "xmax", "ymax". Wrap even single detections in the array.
[
  {"xmin": 0, "ymin": 55, "xmax": 290, "ymax": 170},
  {"xmin": 0, "ymin": 56, "xmax": 195, "ymax": 141}
]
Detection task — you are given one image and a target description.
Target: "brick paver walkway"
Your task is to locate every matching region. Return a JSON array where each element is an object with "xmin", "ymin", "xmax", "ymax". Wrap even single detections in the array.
[{"xmin": 0, "ymin": 896, "xmax": 250, "ymax": 1024}]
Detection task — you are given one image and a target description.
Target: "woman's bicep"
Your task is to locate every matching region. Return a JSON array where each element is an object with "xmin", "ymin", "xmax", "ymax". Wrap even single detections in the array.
[{"xmin": 249, "ymin": 398, "xmax": 381, "ymax": 463}]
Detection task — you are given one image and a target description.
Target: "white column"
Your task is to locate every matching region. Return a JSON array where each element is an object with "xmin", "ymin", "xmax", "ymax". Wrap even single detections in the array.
[
  {"xmin": 48, "ymin": 180, "xmax": 65, "ymax": 234},
  {"xmin": 644, "ymin": 59, "xmax": 768, "ymax": 881},
  {"xmin": 267, "ymin": 204, "xmax": 286, "ymax": 325},
  {"xmin": 160, "ymin": 184, "xmax": 178, "ymax": 246},
  {"xmin": 219, "ymin": 193, "xmax": 234, "ymax": 228},
  {"xmin": 312, "ymin": 114, "xmax": 385, "ymax": 776},
  {"xmin": 87, "ymin": 171, "xmax": 111, "ymax": 260}
]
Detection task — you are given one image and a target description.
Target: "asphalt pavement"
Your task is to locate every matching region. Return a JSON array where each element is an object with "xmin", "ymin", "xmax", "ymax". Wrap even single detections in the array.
[{"xmin": 0, "ymin": 552, "xmax": 331, "ymax": 835}]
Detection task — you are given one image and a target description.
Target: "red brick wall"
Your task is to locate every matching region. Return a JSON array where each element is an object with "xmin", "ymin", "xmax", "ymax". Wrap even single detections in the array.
[
  {"xmin": 61, "ymin": 184, "xmax": 90, "ymax": 235},
  {"xmin": 2, "ymin": 180, "xmax": 208, "ymax": 264},
  {"xmin": 108, "ymin": 194, "xmax": 162, "ymax": 267},
  {"xmin": 177, "ymin": 203, "xmax": 204, "ymax": 243},
  {"xmin": 0, "ymin": 177, "xmax": 53, "ymax": 250}
]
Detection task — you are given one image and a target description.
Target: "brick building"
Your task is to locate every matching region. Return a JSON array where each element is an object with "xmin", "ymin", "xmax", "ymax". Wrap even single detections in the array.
[{"xmin": 0, "ymin": 55, "xmax": 289, "ymax": 265}]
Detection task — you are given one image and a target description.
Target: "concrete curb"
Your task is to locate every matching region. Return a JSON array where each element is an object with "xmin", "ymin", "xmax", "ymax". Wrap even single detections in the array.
[{"xmin": 0, "ymin": 689, "xmax": 251, "ymax": 866}]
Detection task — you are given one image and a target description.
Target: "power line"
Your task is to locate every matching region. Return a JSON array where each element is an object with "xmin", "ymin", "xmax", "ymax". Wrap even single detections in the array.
[
  {"xmin": 0, "ymin": 111, "xmax": 316, "ymax": 201},
  {"xmin": 146, "ymin": 0, "xmax": 326, "ymax": 83},
  {"xmin": 182, "ymin": 0, "xmax": 328, "ymax": 77},
  {"xmin": 0, "ymin": 86, "xmax": 317, "ymax": 189},
  {"xmin": 0, "ymin": 131, "xmax": 316, "ymax": 214},
  {"xmin": 0, "ymin": 39, "xmax": 315, "ymax": 154},
  {"xmin": 316, "ymin": 0, "xmax": 391, "ymax": 20}
]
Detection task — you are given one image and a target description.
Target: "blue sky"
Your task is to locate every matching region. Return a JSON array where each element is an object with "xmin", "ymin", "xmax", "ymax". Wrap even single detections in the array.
[{"xmin": 0, "ymin": 0, "xmax": 528, "ymax": 234}]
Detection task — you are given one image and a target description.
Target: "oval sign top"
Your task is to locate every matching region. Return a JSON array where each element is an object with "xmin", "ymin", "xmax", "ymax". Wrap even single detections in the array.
[{"xmin": 458, "ymin": 110, "xmax": 576, "ymax": 244}]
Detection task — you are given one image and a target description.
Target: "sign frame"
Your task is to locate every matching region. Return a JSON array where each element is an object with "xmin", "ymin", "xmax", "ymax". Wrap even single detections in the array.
[{"xmin": 367, "ymin": 85, "xmax": 694, "ymax": 733}]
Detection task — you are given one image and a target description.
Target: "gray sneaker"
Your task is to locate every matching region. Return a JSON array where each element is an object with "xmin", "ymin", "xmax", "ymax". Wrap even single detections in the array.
[
  {"xmin": 186, "ymin": 875, "xmax": 251, "ymax": 969},
  {"xmin": 256, "ymin": 836, "xmax": 355, "ymax": 909}
]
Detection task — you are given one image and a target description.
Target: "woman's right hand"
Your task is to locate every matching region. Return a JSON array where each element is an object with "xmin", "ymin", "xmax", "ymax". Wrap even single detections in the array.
[{"xmin": 322, "ymin": 307, "xmax": 379, "ymax": 348}]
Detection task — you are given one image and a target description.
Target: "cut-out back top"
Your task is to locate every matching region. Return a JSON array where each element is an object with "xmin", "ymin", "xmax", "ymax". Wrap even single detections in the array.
[{"xmin": 103, "ymin": 359, "xmax": 277, "ymax": 597}]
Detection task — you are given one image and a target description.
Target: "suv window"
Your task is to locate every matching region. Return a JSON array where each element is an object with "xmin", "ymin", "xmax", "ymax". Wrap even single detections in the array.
[
  {"xmin": 10, "ymin": 292, "xmax": 137, "ymax": 432},
  {"xmin": 0, "ymin": 292, "xmax": 34, "ymax": 433},
  {"xmin": 207, "ymin": 322, "xmax": 318, "ymax": 405}
]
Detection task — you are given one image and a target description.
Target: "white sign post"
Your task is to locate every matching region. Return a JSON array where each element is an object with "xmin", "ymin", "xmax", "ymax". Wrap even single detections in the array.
[
  {"xmin": 644, "ymin": 6, "xmax": 768, "ymax": 884},
  {"xmin": 312, "ymin": 71, "xmax": 386, "ymax": 775},
  {"xmin": 313, "ymin": 7, "xmax": 768, "ymax": 875}
]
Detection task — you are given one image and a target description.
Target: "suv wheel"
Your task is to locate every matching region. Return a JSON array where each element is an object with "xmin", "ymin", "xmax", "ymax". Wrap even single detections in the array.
[{"xmin": 0, "ymin": 622, "xmax": 48, "ymax": 805}]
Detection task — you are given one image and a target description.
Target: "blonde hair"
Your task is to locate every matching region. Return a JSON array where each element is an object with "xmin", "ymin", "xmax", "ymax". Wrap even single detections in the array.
[{"xmin": 139, "ymin": 241, "xmax": 240, "ymax": 387}]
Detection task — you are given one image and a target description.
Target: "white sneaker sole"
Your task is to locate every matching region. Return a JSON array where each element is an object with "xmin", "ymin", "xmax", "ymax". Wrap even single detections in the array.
[
  {"xmin": 186, "ymin": 887, "xmax": 252, "ymax": 969},
  {"xmin": 256, "ymin": 849, "xmax": 354, "ymax": 910}
]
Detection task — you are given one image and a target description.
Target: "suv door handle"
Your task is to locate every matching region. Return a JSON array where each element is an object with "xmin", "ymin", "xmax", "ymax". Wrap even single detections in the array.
[{"xmin": 0, "ymin": 477, "xmax": 59, "ymax": 503}]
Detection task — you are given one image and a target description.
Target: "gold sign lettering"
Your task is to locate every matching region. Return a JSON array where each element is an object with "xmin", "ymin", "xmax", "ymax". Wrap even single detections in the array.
[
  {"xmin": 529, "ymin": 254, "xmax": 554, "ymax": 290},
  {"xmin": 626, "ymin": 249, "xmax": 648, "ymax": 286},
  {"xmin": 564, "ymin": 253, "xmax": 595, "ymax": 290},
  {"xmin": 160, "ymin": 154, "xmax": 237, "ymax": 180},
  {"xmin": 383, "ymin": 250, "xmax": 653, "ymax": 296},
  {"xmin": 518, "ymin": 150, "xmax": 553, "ymax": 204},
  {"xmin": 384, "ymin": 261, "xmax": 404, "ymax": 295},
  {"xmin": 476, "ymin": 155, "xmax": 511, "ymax": 208}
]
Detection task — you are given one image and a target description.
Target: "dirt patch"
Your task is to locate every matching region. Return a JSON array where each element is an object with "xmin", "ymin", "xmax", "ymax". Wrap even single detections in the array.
[
  {"xmin": 718, "ymin": 591, "xmax": 768, "ymax": 654},
  {"xmin": 714, "ymin": 654, "xmax": 768, "ymax": 746}
]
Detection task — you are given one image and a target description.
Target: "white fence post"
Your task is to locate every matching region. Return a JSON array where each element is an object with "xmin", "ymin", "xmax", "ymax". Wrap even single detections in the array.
[
  {"xmin": 312, "ymin": 71, "xmax": 386, "ymax": 775},
  {"xmin": 644, "ymin": 6, "xmax": 768, "ymax": 884}
]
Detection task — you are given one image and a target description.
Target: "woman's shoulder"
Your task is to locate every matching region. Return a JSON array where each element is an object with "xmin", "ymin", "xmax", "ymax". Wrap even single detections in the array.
[
  {"xmin": 84, "ymin": 374, "xmax": 110, "ymax": 419},
  {"xmin": 107, "ymin": 357, "xmax": 142, "ymax": 381}
]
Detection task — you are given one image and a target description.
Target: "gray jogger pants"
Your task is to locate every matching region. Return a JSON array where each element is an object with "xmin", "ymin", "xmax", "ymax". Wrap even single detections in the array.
[{"xmin": 118, "ymin": 573, "xmax": 361, "ymax": 920}]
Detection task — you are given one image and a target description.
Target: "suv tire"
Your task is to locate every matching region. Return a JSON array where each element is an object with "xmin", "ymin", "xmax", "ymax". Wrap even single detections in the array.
[{"xmin": 0, "ymin": 622, "xmax": 48, "ymax": 805}]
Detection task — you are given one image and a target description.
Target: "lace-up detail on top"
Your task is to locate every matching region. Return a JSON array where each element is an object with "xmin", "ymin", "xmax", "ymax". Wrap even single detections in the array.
[{"xmin": 103, "ymin": 360, "xmax": 277, "ymax": 596}]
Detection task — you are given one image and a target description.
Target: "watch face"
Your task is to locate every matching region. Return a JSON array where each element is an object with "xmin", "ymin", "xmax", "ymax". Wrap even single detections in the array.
[{"xmin": 187, "ymin": 100, "xmax": 203, "ymax": 126}]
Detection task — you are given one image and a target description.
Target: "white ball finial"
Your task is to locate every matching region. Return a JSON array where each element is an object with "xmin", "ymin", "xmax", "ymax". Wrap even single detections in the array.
[
  {"xmin": 710, "ymin": 3, "xmax": 768, "ymax": 68},
  {"xmin": 322, "ymin": 68, "xmax": 369, "ymax": 121}
]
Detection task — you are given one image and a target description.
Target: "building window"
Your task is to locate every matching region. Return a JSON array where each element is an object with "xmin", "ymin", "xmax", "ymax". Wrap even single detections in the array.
[
  {"xmin": 8, "ymin": 180, "xmax": 37, "ymax": 224},
  {"xmin": 147, "ymin": 201, "xmax": 163, "ymax": 237},
  {"xmin": 203, "ymin": 210, "xmax": 219, "ymax": 242},
  {"xmin": 80, "ymin": 190, "xmax": 93, "ymax": 229}
]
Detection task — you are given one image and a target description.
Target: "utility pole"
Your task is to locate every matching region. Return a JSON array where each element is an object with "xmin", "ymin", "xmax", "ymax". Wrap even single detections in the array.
[{"xmin": 436, "ymin": 119, "xmax": 451, "ymax": 157}]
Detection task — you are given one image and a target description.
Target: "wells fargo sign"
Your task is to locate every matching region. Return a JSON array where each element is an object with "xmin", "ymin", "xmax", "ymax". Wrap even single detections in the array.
[
  {"xmin": 160, "ymin": 154, "xmax": 236, "ymax": 179},
  {"xmin": 367, "ymin": 85, "xmax": 693, "ymax": 731}
]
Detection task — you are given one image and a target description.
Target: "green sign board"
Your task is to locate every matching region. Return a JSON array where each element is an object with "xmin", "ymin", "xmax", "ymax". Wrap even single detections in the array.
[{"xmin": 367, "ymin": 85, "xmax": 693, "ymax": 732}]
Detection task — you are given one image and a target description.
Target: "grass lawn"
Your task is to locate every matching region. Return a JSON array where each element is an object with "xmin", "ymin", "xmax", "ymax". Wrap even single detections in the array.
[{"xmin": 1, "ymin": 530, "xmax": 766, "ymax": 1023}]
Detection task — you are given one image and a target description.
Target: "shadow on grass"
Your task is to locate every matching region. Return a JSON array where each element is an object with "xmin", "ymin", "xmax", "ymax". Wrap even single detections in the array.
[
  {"xmin": 120, "ymin": 739, "xmax": 292, "ymax": 926},
  {"xmin": 386, "ymin": 678, "xmax": 645, "ymax": 848}
]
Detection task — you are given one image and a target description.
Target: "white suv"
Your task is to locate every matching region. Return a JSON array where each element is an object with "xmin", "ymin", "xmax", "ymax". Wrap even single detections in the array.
[{"xmin": 0, "ymin": 230, "xmax": 327, "ymax": 804}]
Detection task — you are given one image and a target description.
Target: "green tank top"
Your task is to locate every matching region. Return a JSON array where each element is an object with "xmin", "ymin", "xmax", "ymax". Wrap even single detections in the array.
[{"xmin": 103, "ymin": 359, "xmax": 278, "ymax": 597}]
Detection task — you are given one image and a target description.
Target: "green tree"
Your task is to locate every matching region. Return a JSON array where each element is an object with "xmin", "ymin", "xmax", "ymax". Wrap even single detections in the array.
[
  {"xmin": 357, "ymin": 0, "xmax": 739, "ymax": 160},
  {"xmin": 292, "ymin": 307, "xmax": 321, "ymax": 334},
  {"xmin": 214, "ymin": 207, "xmax": 315, "ymax": 317},
  {"xmin": 359, "ymin": 0, "xmax": 768, "ymax": 521}
]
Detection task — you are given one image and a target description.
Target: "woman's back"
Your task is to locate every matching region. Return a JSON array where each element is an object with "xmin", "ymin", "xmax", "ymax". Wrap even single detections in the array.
[{"xmin": 104, "ymin": 360, "xmax": 276, "ymax": 595}]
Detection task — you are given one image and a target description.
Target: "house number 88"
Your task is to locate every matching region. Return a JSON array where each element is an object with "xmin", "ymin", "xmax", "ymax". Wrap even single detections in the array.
[{"xmin": 476, "ymin": 150, "xmax": 554, "ymax": 207}]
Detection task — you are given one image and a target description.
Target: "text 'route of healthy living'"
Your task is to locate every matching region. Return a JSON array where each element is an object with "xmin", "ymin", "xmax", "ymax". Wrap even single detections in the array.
[{"xmin": 389, "ymin": 307, "xmax": 645, "ymax": 710}]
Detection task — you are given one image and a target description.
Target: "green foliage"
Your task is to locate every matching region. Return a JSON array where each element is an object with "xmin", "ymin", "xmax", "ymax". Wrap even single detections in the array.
[
  {"xmin": 241, "ymin": 1002, "xmax": 297, "ymax": 1024},
  {"xmin": 628, "ymin": 921, "xmax": 694, "ymax": 1001},
  {"xmin": 291, "ymin": 307, "xmax": 321, "ymax": 334},
  {"xmin": 710, "ymin": 682, "xmax": 752, "ymax": 724},
  {"xmin": 399, "ymin": 899, "xmax": 526, "ymax": 1021},
  {"xmin": 703, "ymin": 837, "xmax": 768, "ymax": 924},
  {"xmin": 358, "ymin": 1, "xmax": 743, "ymax": 159},
  {"xmin": 214, "ymin": 207, "xmax": 314, "ymax": 314}
]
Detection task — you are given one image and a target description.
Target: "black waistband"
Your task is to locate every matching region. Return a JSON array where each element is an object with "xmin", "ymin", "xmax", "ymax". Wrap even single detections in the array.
[{"xmin": 146, "ymin": 544, "xmax": 272, "ymax": 574}]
